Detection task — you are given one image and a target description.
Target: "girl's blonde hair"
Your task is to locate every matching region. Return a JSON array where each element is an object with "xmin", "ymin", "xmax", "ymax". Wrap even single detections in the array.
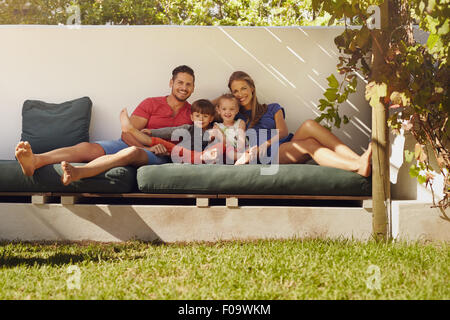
[
  {"xmin": 227, "ymin": 71, "xmax": 267, "ymax": 128},
  {"xmin": 215, "ymin": 93, "xmax": 239, "ymax": 122}
]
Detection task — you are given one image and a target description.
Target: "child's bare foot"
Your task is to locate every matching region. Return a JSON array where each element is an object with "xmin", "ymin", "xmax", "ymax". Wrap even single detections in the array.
[
  {"xmin": 356, "ymin": 143, "xmax": 372, "ymax": 177},
  {"xmin": 61, "ymin": 161, "xmax": 81, "ymax": 186},
  {"xmin": 120, "ymin": 108, "xmax": 134, "ymax": 133},
  {"xmin": 201, "ymin": 148, "xmax": 218, "ymax": 163},
  {"xmin": 15, "ymin": 141, "xmax": 36, "ymax": 176}
]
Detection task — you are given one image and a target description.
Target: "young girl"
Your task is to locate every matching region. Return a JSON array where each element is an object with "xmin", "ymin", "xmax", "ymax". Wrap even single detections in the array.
[{"xmin": 212, "ymin": 94, "xmax": 247, "ymax": 164}]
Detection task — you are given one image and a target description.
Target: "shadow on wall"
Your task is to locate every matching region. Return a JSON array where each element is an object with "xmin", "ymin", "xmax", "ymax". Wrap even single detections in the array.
[{"xmin": 66, "ymin": 205, "xmax": 160, "ymax": 242}]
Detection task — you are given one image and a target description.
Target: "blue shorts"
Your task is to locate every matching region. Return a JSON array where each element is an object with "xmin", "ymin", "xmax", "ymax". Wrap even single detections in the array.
[{"xmin": 94, "ymin": 139, "xmax": 170, "ymax": 165}]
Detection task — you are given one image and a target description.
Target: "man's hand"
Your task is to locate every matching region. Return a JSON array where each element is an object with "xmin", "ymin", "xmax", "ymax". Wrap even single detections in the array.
[{"xmin": 146, "ymin": 144, "xmax": 169, "ymax": 156}]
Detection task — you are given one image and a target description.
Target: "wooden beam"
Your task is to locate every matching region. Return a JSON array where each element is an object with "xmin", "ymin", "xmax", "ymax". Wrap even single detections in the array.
[{"xmin": 217, "ymin": 194, "xmax": 371, "ymax": 200}]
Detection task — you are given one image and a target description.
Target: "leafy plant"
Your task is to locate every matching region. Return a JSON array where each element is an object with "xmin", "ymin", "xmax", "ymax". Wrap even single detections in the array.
[
  {"xmin": 0, "ymin": 0, "xmax": 329, "ymax": 26},
  {"xmin": 312, "ymin": 0, "xmax": 449, "ymax": 210}
]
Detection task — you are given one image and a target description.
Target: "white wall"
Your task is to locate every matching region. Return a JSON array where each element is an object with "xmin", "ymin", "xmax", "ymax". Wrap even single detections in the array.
[
  {"xmin": 0, "ymin": 25, "xmax": 371, "ymax": 161},
  {"xmin": 2, "ymin": 25, "xmax": 442, "ymax": 201}
]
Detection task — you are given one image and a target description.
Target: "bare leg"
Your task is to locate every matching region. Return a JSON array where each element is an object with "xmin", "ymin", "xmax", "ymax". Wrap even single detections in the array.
[
  {"xmin": 15, "ymin": 141, "xmax": 105, "ymax": 176},
  {"xmin": 291, "ymin": 120, "xmax": 360, "ymax": 160},
  {"xmin": 279, "ymin": 138, "xmax": 372, "ymax": 177},
  {"xmin": 61, "ymin": 146, "xmax": 149, "ymax": 185},
  {"xmin": 120, "ymin": 108, "xmax": 153, "ymax": 146}
]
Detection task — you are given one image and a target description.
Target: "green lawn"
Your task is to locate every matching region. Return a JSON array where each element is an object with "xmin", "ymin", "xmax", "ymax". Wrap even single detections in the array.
[{"xmin": 0, "ymin": 239, "xmax": 448, "ymax": 300}]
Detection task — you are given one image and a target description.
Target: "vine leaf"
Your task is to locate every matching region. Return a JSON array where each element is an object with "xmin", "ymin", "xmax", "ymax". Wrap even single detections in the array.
[
  {"xmin": 327, "ymin": 74, "xmax": 339, "ymax": 88},
  {"xmin": 365, "ymin": 81, "xmax": 387, "ymax": 108}
]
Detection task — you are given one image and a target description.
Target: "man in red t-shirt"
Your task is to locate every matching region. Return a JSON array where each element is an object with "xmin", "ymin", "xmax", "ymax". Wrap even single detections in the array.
[{"xmin": 15, "ymin": 65, "xmax": 196, "ymax": 185}]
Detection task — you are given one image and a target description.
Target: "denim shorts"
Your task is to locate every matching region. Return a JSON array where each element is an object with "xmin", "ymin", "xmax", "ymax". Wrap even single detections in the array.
[{"xmin": 94, "ymin": 139, "xmax": 170, "ymax": 165}]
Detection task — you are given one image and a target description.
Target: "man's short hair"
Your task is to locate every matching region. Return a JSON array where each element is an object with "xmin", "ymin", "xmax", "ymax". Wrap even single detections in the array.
[
  {"xmin": 172, "ymin": 65, "xmax": 195, "ymax": 82},
  {"xmin": 191, "ymin": 99, "xmax": 215, "ymax": 116}
]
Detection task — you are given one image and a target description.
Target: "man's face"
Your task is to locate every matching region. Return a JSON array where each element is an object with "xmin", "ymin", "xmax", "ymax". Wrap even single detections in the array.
[
  {"xmin": 170, "ymin": 72, "xmax": 195, "ymax": 102},
  {"xmin": 191, "ymin": 112, "xmax": 214, "ymax": 129}
]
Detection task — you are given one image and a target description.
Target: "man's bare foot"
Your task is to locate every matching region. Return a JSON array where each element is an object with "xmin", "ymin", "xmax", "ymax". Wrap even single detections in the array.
[
  {"xmin": 120, "ymin": 108, "xmax": 134, "ymax": 133},
  {"xmin": 356, "ymin": 143, "xmax": 372, "ymax": 177},
  {"xmin": 15, "ymin": 141, "xmax": 36, "ymax": 176},
  {"xmin": 61, "ymin": 161, "xmax": 81, "ymax": 186}
]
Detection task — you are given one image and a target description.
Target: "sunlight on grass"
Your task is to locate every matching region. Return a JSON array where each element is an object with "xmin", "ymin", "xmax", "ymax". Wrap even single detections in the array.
[{"xmin": 0, "ymin": 239, "xmax": 448, "ymax": 299}]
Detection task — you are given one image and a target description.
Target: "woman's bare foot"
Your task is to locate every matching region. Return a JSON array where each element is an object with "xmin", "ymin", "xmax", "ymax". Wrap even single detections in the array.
[
  {"xmin": 120, "ymin": 108, "xmax": 134, "ymax": 133},
  {"xmin": 61, "ymin": 161, "xmax": 81, "ymax": 186},
  {"xmin": 356, "ymin": 143, "xmax": 372, "ymax": 177},
  {"xmin": 15, "ymin": 141, "xmax": 36, "ymax": 176}
]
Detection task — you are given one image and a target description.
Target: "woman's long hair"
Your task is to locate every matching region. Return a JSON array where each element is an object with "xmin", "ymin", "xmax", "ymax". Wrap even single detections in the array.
[{"xmin": 228, "ymin": 71, "xmax": 267, "ymax": 128}]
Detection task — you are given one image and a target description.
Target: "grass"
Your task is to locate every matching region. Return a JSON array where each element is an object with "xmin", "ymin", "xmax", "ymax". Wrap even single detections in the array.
[{"xmin": 0, "ymin": 239, "xmax": 448, "ymax": 300}]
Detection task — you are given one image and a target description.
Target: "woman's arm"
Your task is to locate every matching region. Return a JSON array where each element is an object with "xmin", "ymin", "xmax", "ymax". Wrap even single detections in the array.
[{"xmin": 258, "ymin": 109, "xmax": 289, "ymax": 153}]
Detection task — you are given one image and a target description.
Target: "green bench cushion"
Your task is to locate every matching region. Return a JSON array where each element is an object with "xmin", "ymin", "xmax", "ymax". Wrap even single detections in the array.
[
  {"xmin": 0, "ymin": 160, "xmax": 137, "ymax": 193},
  {"xmin": 137, "ymin": 164, "xmax": 372, "ymax": 196}
]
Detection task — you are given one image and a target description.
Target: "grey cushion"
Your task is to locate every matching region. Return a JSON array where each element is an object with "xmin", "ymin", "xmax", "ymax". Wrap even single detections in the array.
[
  {"xmin": 21, "ymin": 97, "xmax": 92, "ymax": 154},
  {"xmin": 0, "ymin": 161, "xmax": 137, "ymax": 193},
  {"xmin": 137, "ymin": 163, "xmax": 371, "ymax": 196}
]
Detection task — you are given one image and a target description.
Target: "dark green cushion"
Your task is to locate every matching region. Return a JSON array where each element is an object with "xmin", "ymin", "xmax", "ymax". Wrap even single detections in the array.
[
  {"xmin": 21, "ymin": 97, "xmax": 92, "ymax": 154},
  {"xmin": 137, "ymin": 164, "xmax": 371, "ymax": 196},
  {"xmin": 0, "ymin": 161, "xmax": 137, "ymax": 193}
]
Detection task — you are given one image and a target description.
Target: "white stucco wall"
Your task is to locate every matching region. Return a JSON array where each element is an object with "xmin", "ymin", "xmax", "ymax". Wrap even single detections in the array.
[{"xmin": 0, "ymin": 25, "xmax": 371, "ymax": 160}]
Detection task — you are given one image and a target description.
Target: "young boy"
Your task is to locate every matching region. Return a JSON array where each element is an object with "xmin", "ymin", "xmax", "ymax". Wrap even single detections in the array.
[{"xmin": 120, "ymin": 99, "xmax": 218, "ymax": 163}]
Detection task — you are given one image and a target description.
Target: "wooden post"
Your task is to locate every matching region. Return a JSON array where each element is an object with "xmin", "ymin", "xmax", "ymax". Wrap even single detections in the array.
[{"xmin": 371, "ymin": 0, "xmax": 391, "ymax": 240}]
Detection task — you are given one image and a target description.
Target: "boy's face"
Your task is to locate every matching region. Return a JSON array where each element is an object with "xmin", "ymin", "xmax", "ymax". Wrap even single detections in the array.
[
  {"xmin": 217, "ymin": 99, "xmax": 239, "ymax": 123},
  {"xmin": 191, "ymin": 112, "xmax": 214, "ymax": 129}
]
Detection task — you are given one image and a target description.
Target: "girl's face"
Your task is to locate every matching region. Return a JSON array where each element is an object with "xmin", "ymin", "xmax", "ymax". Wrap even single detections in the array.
[
  {"xmin": 217, "ymin": 99, "xmax": 239, "ymax": 124},
  {"xmin": 230, "ymin": 80, "xmax": 253, "ymax": 109}
]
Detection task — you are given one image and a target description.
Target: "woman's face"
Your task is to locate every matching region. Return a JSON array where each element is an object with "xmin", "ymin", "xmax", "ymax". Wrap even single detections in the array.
[{"xmin": 230, "ymin": 80, "xmax": 253, "ymax": 109}]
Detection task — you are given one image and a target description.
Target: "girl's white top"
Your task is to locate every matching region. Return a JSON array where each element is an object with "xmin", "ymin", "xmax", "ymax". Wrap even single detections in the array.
[{"xmin": 215, "ymin": 119, "xmax": 246, "ymax": 148}]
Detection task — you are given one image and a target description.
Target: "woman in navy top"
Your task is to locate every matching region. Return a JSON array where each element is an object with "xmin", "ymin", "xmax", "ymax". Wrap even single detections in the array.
[{"xmin": 229, "ymin": 71, "xmax": 372, "ymax": 177}]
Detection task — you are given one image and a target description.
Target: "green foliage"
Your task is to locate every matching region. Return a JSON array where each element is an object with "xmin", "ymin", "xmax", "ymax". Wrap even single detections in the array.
[
  {"xmin": 0, "ymin": 0, "xmax": 329, "ymax": 26},
  {"xmin": 313, "ymin": 0, "xmax": 449, "ymax": 209},
  {"xmin": 315, "ymin": 73, "xmax": 355, "ymax": 128}
]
